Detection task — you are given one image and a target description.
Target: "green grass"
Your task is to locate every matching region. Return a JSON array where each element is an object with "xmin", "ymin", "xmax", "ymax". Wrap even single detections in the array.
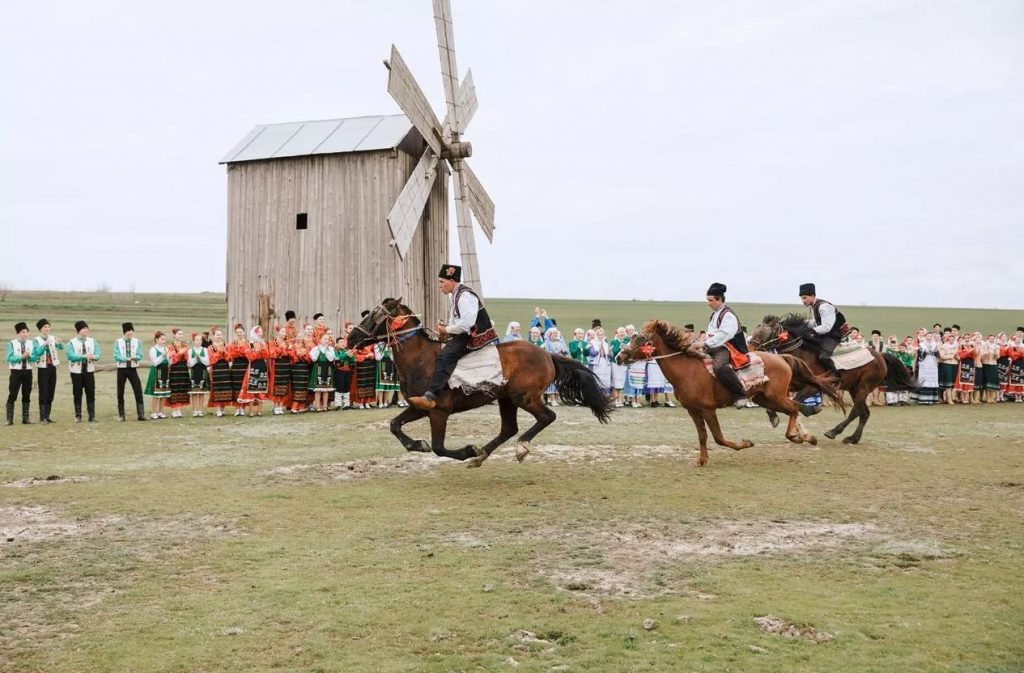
[{"xmin": 1, "ymin": 292, "xmax": 1023, "ymax": 672}]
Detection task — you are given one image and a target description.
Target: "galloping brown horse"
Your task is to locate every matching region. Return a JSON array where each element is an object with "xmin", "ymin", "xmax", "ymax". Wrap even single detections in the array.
[
  {"xmin": 749, "ymin": 314, "xmax": 916, "ymax": 444},
  {"xmin": 617, "ymin": 320, "xmax": 845, "ymax": 467},
  {"xmin": 346, "ymin": 298, "xmax": 613, "ymax": 467}
]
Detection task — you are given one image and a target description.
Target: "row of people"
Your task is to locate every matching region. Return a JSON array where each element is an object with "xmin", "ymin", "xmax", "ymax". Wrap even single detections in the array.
[{"xmin": 3, "ymin": 317, "xmax": 406, "ymax": 424}]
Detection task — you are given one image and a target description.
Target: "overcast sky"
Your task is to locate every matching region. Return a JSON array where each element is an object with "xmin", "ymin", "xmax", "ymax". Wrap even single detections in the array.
[{"xmin": 2, "ymin": 0, "xmax": 1022, "ymax": 308}]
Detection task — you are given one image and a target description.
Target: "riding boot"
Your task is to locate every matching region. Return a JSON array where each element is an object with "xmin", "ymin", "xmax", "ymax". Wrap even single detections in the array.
[
  {"xmin": 799, "ymin": 403, "xmax": 822, "ymax": 417},
  {"xmin": 87, "ymin": 399, "xmax": 96, "ymax": 423},
  {"xmin": 21, "ymin": 400, "xmax": 32, "ymax": 424},
  {"xmin": 45, "ymin": 404, "xmax": 55, "ymax": 423},
  {"xmin": 117, "ymin": 400, "xmax": 126, "ymax": 422},
  {"xmin": 4, "ymin": 402, "xmax": 13, "ymax": 426},
  {"xmin": 40, "ymin": 404, "xmax": 50, "ymax": 424},
  {"xmin": 136, "ymin": 402, "xmax": 148, "ymax": 421},
  {"xmin": 73, "ymin": 398, "xmax": 83, "ymax": 422}
]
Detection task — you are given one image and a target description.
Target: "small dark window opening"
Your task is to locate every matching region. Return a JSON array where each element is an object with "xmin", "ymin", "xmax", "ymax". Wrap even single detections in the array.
[{"xmin": 296, "ymin": 213, "xmax": 308, "ymax": 230}]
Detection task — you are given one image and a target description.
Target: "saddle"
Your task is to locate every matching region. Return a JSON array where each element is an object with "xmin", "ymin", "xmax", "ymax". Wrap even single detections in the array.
[
  {"xmin": 703, "ymin": 352, "xmax": 770, "ymax": 392},
  {"xmin": 447, "ymin": 343, "xmax": 506, "ymax": 396}
]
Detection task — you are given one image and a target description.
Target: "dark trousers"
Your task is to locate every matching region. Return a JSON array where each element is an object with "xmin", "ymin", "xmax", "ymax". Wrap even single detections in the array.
[
  {"xmin": 817, "ymin": 335, "xmax": 840, "ymax": 371},
  {"xmin": 37, "ymin": 366, "xmax": 56, "ymax": 415},
  {"xmin": 427, "ymin": 333, "xmax": 471, "ymax": 396},
  {"xmin": 7, "ymin": 369, "xmax": 33, "ymax": 421},
  {"xmin": 117, "ymin": 367, "xmax": 144, "ymax": 414},
  {"xmin": 71, "ymin": 372, "xmax": 96, "ymax": 420},
  {"xmin": 709, "ymin": 347, "xmax": 746, "ymax": 399}
]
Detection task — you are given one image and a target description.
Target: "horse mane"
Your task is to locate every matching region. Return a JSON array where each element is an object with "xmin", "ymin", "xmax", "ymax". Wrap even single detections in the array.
[
  {"xmin": 643, "ymin": 320, "xmax": 702, "ymax": 358},
  {"xmin": 385, "ymin": 299, "xmax": 442, "ymax": 343}
]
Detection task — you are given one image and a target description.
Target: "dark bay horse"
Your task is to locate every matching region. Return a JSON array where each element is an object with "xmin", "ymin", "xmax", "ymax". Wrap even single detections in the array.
[
  {"xmin": 617, "ymin": 320, "xmax": 846, "ymax": 467},
  {"xmin": 346, "ymin": 298, "xmax": 613, "ymax": 467},
  {"xmin": 749, "ymin": 314, "xmax": 916, "ymax": 444}
]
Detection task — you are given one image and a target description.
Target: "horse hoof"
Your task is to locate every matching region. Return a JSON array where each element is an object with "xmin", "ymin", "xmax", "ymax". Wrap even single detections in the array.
[
  {"xmin": 515, "ymin": 442, "xmax": 531, "ymax": 463},
  {"xmin": 769, "ymin": 415, "xmax": 780, "ymax": 428},
  {"xmin": 842, "ymin": 436, "xmax": 859, "ymax": 445},
  {"xmin": 411, "ymin": 440, "xmax": 430, "ymax": 453},
  {"xmin": 466, "ymin": 456, "xmax": 485, "ymax": 468},
  {"xmin": 807, "ymin": 435, "xmax": 818, "ymax": 446},
  {"xmin": 823, "ymin": 430, "xmax": 838, "ymax": 440},
  {"xmin": 741, "ymin": 440, "xmax": 754, "ymax": 449}
]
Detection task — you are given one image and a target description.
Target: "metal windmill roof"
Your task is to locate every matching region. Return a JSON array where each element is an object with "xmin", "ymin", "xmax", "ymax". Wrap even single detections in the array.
[{"xmin": 219, "ymin": 114, "xmax": 415, "ymax": 164}]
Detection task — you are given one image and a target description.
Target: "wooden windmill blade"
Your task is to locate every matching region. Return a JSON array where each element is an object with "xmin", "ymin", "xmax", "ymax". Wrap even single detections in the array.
[
  {"xmin": 442, "ymin": 70, "xmax": 477, "ymax": 143},
  {"xmin": 451, "ymin": 162, "xmax": 482, "ymax": 292},
  {"xmin": 387, "ymin": 149, "xmax": 440, "ymax": 258},
  {"xmin": 433, "ymin": 0, "xmax": 463, "ymax": 138},
  {"xmin": 460, "ymin": 160, "xmax": 495, "ymax": 243},
  {"xmin": 385, "ymin": 45, "xmax": 445, "ymax": 156}
]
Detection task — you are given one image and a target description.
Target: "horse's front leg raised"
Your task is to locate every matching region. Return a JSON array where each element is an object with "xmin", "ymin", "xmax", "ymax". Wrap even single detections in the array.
[{"xmin": 390, "ymin": 406, "xmax": 430, "ymax": 452}]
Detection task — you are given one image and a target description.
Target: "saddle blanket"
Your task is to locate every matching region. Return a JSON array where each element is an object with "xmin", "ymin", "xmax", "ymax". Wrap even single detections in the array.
[
  {"xmin": 448, "ymin": 343, "xmax": 506, "ymax": 395},
  {"xmin": 704, "ymin": 353, "xmax": 770, "ymax": 391},
  {"xmin": 832, "ymin": 341, "xmax": 875, "ymax": 370}
]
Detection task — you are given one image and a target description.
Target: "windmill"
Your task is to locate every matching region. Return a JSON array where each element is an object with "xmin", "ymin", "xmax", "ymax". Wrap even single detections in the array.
[{"xmin": 384, "ymin": 0, "xmax": 495, "ymax": 294}]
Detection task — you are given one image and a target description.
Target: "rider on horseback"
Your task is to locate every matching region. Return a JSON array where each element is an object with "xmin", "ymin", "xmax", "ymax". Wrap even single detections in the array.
[
  {"xmin": 408, "ymin": 265, "xmax": 499, "ymax": 410},
  {"xmin": 699, "ymin": 282, "xmax": 749, "ymax": 409},
  {"xmin": 798, "ymin": 283, "xmax": 849, "ymax": 374}
]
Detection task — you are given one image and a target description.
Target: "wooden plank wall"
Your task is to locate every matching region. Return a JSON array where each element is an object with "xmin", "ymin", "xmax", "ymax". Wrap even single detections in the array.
[{"xmin": 225, "ymin": 150, "xmax": 449, "ymax": 334}]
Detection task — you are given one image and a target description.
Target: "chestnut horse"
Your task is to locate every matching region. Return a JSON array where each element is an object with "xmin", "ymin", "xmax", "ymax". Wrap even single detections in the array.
[
  {"xmin": 749, "ymin": 314, "xmax": 916, "ymax": 444},
  {"xmin": 346, "ymin": 298, "xmax": 613, "ymax": 467},
  {"xmin": 617, "ymin": 320, "xmax": 845, "ymax": 466}
]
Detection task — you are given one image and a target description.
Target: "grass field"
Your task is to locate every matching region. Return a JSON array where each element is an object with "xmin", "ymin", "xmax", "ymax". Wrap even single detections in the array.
[{"xmin": 1, "ymin": 292, "xmax": 1023, "ymax": 672}]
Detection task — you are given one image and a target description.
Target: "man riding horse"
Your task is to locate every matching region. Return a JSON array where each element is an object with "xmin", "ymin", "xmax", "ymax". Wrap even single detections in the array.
[
  {"xmin": 408, "ymin": 264, "xmax": 499, "ymax": 410},
  {"xmin": 697, "ymin": 282, "xmax": 749, "ymax": 409},
  {"xmin": 798, "ymin": 282, "xmax": 849, "ymax": 374}
]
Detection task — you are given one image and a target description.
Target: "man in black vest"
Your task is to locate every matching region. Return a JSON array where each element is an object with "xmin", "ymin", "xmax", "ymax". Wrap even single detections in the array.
[
  {"xmin": 700, "ymin": 282, "xmax": 749, "ymax": 409},
  {"xmin": 799, "ymin": 283, "xmax": 848, "ymax": 374},
  {"xmin": 408, "ymin": 264, "xmax": 498, "ymax": 410}
]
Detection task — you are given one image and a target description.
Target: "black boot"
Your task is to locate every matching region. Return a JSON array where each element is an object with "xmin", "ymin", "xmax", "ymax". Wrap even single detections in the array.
[
  {"xmin": 117, "ymin": 401, "xmax": 126, "ymax": 422},
  {"xmin": 22, "ymin": 401, "xmax": 32, "ymax": 424},
  {"xmin": 4, "ymin": 402, "xmax": 13, "ymax": 426},
  {"xmin": 136, "ymin": 402, "xmax": 148, "ymax": 421},
  {"xmin": 74, "ymin": 399, "xmax": 83, "ymax": 422},
  {"xmin": 45, "ymin": 404, "xmax": 55, "ymax": 423}
]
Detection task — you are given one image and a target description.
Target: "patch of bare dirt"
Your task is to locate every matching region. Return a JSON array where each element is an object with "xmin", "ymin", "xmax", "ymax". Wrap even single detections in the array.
[
  {"xmin": 3, "ymin": 475, "xmax": 94, "ymax": 488},
  {"xmin": 514, "ymin": 519, "xmax": 880, "ymax": 599},
  {"xmin": 489, "ymin": 444, "xmax": 684, "ymax": 464},
  {"xmin": 264, "ymin": 455, "xmax": 446, "ymax": 482},
  {"xmin": 754, "ymin": 615, "xmax": 834, "ymax": 642}
]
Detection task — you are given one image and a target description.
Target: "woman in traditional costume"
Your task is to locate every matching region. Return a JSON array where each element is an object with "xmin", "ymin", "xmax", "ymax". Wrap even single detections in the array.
[
  {"xmin": 528, "ymin": 326, "xmax": 543, "ymax": 348},
  {"xmin": 867, "ymin": 330, "xmax": 887, "ymax": 406},
  {"xmin": 609, "ymin": 326, "xmax": 629, "ymax": 408},
  {"xmin": 353, "ymin": 344, "xmax": 377, "ymax": 409},
  {"xmin": 980, "ymin": 335, "xmax": 1000, "ymax": 403},
  {"xmin": 1006, "ymin": 334, "xmax": 1024, "ymax": 402},
  {"xmin": 166, "ymin": 328, "xmax": 191, "ymax": 418},
  {"xmin": 374, "ymin": 341, "xmax": 401, "ymax": 408},
  {"xmin": 144, "ymin": 331, "xmax": 171, "ymax": 419},
  {"xmin": 307, "ymin": 333, "xmax": 336, "ymax": 412},
  {"xmin": 911, "ymin": 332, "xmax": 940, "ymax": 405},
  {"xmin": 996, "ymin": 334, "xmax": 1011, "ymax": 401},
  {"xmin": 186, "ymin": 332, "xmax": 210, "ymax": 417},
  {"xmin": 207, "ymin": 330, "xmax": 233, "ymax": 417},
  {"xmin": 269, "ymin": 326, "xmax": 293, "ymax": 415},
  {"xmin": 623, "ymin": 325, "xmax": 646, "ymax": 408},
  {"xmin": 937, "ymin": 332, "xmax": 958, "ymax": 405},
  {"xmin": 289, "ymin": 327, "xmax": 312, "ymax": 413},
  {"xmin": 228, "ymin": 324, "xmax": 250, "ymax": 416},
  {"xmin": 954, "ymin": 337, "xmax": 978, "ymax": 404},
  {"xmin": 502, "ymin": 322, "xmax": 522, "ymax": 343},
  {"xmin": 238, "ymin": 326, "xmax": 270, "ymax": 416},
  {"xmin": 587, "ymin": 327, "xmax": 613, "ymax": 394},
  {"xmin": 542, "ymin": 327, "xmax": 569, "ymax": 406},
  {"xmin": 334, "ymin": 334, "xmax": 355, "ymax": 410}
]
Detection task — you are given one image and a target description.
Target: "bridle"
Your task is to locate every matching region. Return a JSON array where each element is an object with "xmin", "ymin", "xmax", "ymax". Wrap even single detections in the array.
[
  {"xmin": 350, "ymin": 300, "xmax": 423, "ymax": 350},
  {"xmin": 619, "ymin": 332, "xmax": 685, "ymax": 364}
]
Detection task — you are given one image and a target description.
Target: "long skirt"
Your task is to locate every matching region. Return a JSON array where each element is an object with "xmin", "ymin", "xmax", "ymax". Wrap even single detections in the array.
[
  {"xmin": 189, "ymin": 363, "xmax": 209, "ymax": 393},
  {"xmin": 997, "ymin": 357, "xmax": 1011, "ymax": 392},
  {"xmin": 610, "ymin": 363, "xmax": 627, "ymax": 390},
  {"xmin": 1010, "ymin": 359, "xmax": 1024, "ymax": 395},
  {"xmin": 938, "ymin": 363, "xmax": 957, "ymax": 389},
  {"xmin": 290, "ymin": 361, "xmax": 310, "ymax": 404},
  {"xmin": 144, "ymin": 364, "xmax": 171, "ymax": 398},
  {"xmin": 625, "ymin": 361, "xmax": 646, "ymax": 396},
  {"xmin": 355, "ymin": 359, "xmax": 376, "ymax": 402},
  {"xmin": 983, "ymin": 364, "xmax": 1000, "ymax": 391},
  {"xmin": 271, "ymin": 357, "xmax": 293, "ymax": 405},
  {"xmin": 168, "ymin": 361, "xmax": 191, "ymax": 407},
  {"xmin": 238, "ymin": 358, "xmax": 270, "ymax": 403},
  {"xmin": 208, "ymin": 360, "xmax": 234, "ymax": 406},
  {"xmin": 309, "ymin": 359, "xmax": 335, "ymax": 392},
  {"xmin": 230, "ymin": 356, "xmax": 248, "ymax": 401},
  {"xmin": 376, "ymin": 357, "xmax": 401, "ymax": 392},
  {"xmin": 912, "ymin": 355, "xmax": 940, "ymax": 404},
  {"xmin": 954, "ymin": 358, "xmax": 976, "ymax": 392},
  {"xmin": 645, "ymin": 361, "xmax": 668, "ymax": 394},
  {"xmin": 590, "ymin": 358, "xmax": 612, "ymax": 392}
]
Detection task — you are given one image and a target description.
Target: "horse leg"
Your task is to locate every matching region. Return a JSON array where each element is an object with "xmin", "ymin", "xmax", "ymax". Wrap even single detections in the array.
[
  {"xmin": 765, "ymin": 409, "xmax": 780, "ymax": 428},
  {"xmin": 686, "ymin": 408, "xmax": 710, "ymax": 466},
  {"xmin": 389, "ymin": 406, "xmax": 430, "ymax": 452},
  {"xmin": 465, "ymin": 398, "xmax": 520, "ymax": 468},
  {"xmin": 843, "ymin": 399, "xmax": 871, "ymax": 444},
  {"xmin": 428, "ymin": 411, "xmax": 480, "ymax": 462},
  {"xmin": 701, "ymin": 410, "xmax": 754, "ymax": 450},
  {"xmin": 512, "ymin": 397, "xmax": 557, "ymax": 460},
  {"xmin": 823, "ymin": 397, "xmax": 861, "ymax": 440}
]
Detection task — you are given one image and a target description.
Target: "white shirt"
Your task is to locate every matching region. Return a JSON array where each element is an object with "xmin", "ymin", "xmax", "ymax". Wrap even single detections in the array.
[
  {"xmin": 34, "ymin": 334, "xmax": 60, "ymax": 368},
  {"xmin": 446, "ymin": 285, "xmax": 479, "ymax": 336},
  {"xmin": 705, "ymin": 306, "xmax": 739, "ymax": 349},
  {"xmin": 807, "ymin": 301, "xmax": 837, "ymax": 335}
]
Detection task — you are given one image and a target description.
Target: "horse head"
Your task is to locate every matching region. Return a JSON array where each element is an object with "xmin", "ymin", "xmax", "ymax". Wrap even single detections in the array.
[
  {"xmin": 748, "ymin": 315, "xmax": 781, "ymax": 349},
  {"xmin": 346, "ymin": 297, "xmax": 410, "ymax": 349},
  {"xmin": 616, "ymin": 331, "xmax": 654, "ymax": 365}
]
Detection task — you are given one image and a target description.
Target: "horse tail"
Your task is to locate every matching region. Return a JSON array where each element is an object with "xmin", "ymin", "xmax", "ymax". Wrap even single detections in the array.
[
  {"xmin": 882, "ymin": 352, "xmax": 917, "ymax": 391},
  {"xmin": 781, "ymin": 354, "xmax": 848, "ymax": 414},
  {"xmin": 551, "ymin": 355, "xmax": 613, "ymax": 424}
]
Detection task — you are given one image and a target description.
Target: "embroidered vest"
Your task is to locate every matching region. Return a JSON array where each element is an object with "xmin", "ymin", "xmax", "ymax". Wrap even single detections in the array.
[
  {"xmin": 712, "ymin": 306, "xmax": 748, "ymax": 354},
  {"xmin": 452, "ymin": 285, "xmax": 498, "ymax": 350}
]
